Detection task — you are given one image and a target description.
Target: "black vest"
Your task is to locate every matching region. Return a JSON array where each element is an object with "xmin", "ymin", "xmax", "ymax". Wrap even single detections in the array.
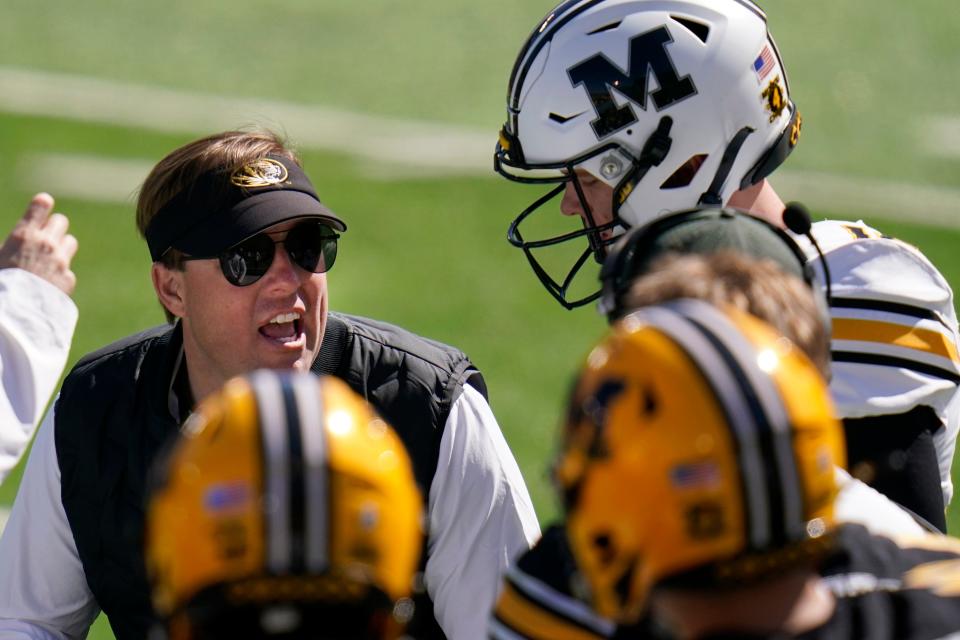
[{"xmin": 54, "ymin": 312, "xmax": 485, "ymax": 639}]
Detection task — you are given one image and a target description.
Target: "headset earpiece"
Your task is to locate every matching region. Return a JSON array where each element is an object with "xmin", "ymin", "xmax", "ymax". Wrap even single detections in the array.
[{"xmin": 599, "ymin": 206, "xmax": 831, "ymax": 342}]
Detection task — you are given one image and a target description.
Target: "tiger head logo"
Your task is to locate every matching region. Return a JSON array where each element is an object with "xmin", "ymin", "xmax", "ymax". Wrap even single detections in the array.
[
  {"xmin": 230, "ymin": 158, "xmax": 289, "ymax": 188},
  {"xmin": 762, "ymin": 76, "xmax": 786, "ymax": 124}
]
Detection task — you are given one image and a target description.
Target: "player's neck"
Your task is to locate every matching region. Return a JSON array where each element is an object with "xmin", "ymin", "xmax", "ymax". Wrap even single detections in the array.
[
  {"xmin": 650, "ymin": 569, "xmax": 835, "ymax": 639},
  {"xmin": 726, "ymin": 179, "xmax": 786, "ymax": 228}
]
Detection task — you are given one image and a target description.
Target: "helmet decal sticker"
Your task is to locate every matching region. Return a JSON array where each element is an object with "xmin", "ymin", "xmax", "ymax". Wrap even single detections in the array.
[
  {"xmin": 753, "ymin": 44, "xmax": 776, "ymax": 82},
  {"xmin": 549, "ymin": 110, "xmax": 588, "ymax": 123},
  {"xmin": 567, "ymin": 26, "xmax": 698, "ymax": 139},
  {"xmin": 670, "ymin": 461, "xmax": 722, "ymax": 490},
  {"xmin": 684, "ymin": 501, "xmax": 727, "ymax": 540},
  {"xmin": 212, "ymin": 518, "xmax": 248, "ymax": 561},
  {"xmin": 789, "ymin": 111, "xmax": 803, "ymax": 147},
  {"xmin": 762, "ymin": 76, "xmax": 786, "ymax": 123},
  {"xmin": 203, "ymin": 482, "xmax": 252, "ymax": 512},
  {"xmin": 839, "ymin": 222, "xmax": 886, "ymax": 241}
]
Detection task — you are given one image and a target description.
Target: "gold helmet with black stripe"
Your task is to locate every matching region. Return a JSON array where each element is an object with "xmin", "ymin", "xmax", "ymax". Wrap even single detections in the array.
[
  {"xmin": 556, "ymin": 299, "xmax": 845, "ymax": 624},
  {"xmin": 146, "ymin": 371, "xmax": 423, "ymax": 640}
]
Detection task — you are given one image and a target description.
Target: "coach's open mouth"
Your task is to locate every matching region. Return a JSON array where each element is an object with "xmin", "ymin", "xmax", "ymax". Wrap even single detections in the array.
[{"xmin": 259, "ymin": 312, "xmax": 303, "ymax": 345}]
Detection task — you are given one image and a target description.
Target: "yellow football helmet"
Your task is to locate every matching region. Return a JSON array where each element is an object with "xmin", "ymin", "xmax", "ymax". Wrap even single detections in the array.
[
  {"xmin": 146, "ymin": 371, "xmax": 423, "ymax": 640},
  {"xmin": 556, "ymin": 299, "xmax": 845, "ymax": 624}
]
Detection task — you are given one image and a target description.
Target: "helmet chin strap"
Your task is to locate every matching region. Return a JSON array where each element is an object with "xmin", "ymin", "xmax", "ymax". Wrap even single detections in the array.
[
  {"xmin": 697, "ymin": 126, "xmax": 755, "ymax": 206},
  {"xmin": 612, "ymin": 116, "xmax": 675, "ymax": 225}
]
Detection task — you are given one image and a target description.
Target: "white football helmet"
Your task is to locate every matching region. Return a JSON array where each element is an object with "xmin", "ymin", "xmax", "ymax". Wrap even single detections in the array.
[{"xmin": 495, "ymin": 0, "xmax": 802, "ymax": 308}]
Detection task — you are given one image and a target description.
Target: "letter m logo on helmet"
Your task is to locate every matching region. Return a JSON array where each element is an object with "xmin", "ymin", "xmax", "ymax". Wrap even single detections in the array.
[{"xmin": 567, "ymin": 27, "xmax": 697, "ymax": 139}]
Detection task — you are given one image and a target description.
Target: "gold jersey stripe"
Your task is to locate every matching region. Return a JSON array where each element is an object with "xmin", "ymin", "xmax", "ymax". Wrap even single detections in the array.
[
  {"xmin": 495, "ymin": 584, "xmax": 607, "ymax": 640},
  {"xmin": 905, "ymin": 559, "xmax": 960, "ymax": 597},
  {"xmin": 895, "ymin": 532, "xmax": 960, "ymax": 555},
  {"xmin": 832, "ymin": 318, "xmax": 960, "ymax": 364}
]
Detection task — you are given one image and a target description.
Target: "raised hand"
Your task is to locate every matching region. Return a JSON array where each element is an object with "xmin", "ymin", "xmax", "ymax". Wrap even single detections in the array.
[{"xmin": 0, "ymin": 193, "xmax": 78, "ymax": 295}]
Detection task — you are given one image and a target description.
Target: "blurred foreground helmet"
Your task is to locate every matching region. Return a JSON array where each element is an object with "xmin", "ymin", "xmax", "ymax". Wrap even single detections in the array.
[
  {"xmin": 555, "ymin": 300, "xmax": 843, "ymax": 623},
  {"xmin": 495, "ymin": 0, "xmax": 802, "ymax": 308},
  {"xmin": 146, "ymin": 371, "xmax": 423, "ymax": 640}
]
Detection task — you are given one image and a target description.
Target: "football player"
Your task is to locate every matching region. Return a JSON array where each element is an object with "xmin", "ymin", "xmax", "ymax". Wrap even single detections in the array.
[
  {"xmin": 491, "ymin": 221, "xmax": 928, "ymax": 638},
  {"xmin": 494, "ymin": 300, "xmax": 960, "ymax": 639},
  {"xmin": 494, "ymin": 0, "xmax": 959, "ymax": 532},
  {"xmin": 146, "ymin": 370, "xmax": 423, "ymax": 640}
]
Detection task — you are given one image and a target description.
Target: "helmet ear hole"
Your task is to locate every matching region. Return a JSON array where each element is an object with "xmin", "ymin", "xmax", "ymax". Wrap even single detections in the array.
[{"xmin": 660, "ymin": 154, "xmax": 708, "ymax": 190}]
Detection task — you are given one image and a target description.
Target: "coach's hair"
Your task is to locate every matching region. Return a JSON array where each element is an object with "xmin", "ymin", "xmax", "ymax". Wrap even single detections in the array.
[
  {"xmin": 137, "ymin": 129, "xmax": 300, "ymax": 242},
  {"xmin": 623, "ymin": 251, "xmax": 830, "ymax": 378},
  {"xmin": 137, "ymin": 129, "xmax": 301, "ymax": 322}
]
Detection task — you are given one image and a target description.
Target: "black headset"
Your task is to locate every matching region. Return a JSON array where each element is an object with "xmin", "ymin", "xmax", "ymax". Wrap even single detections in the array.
[{"xmin": 598, "ymin": 204, "xmax": 832, "ymax": 329}]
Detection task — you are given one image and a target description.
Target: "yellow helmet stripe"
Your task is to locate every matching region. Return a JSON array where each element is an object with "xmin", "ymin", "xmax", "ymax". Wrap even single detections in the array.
[
  {"xmin": 252, "ymin": 370, "xmax": 295, "ymax": 573},
  {"xmin": 290, "ymin": 373, "xmax": 330, "ymax": 573},
  {"xmin": 904, "ymin": 559, "xmax": 960, "ymax": 597}
]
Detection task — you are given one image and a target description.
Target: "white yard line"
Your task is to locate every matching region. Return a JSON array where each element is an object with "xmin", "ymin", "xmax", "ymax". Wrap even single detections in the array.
[
  {"xmin": 20, "ymin": 152, "xmax": 960, "ymax": 229},
  {"xmin": 772, "ymin": 169, "xmax": 960, "ymax": 229},
  {"xmin": 918, "ymin": 115, "xmax": 960, "ymax": 160},
  {"xmin": 0, "ymin": 66, "xmax": 492, "ymax": 175},
  {"xmin": 0, "ymin": 506, "xmax": 9, "ymax": 537},
  {"xmin": 18, "ymin": 153, "xmax": 155, "ymax": 204},
  {"xmin": 4, "ymin": 66, "xmax": 960, "ymax": 226}
]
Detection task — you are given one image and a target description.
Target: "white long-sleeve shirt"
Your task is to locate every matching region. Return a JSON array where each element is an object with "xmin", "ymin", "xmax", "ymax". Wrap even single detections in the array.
[
  {"xmin": 0, "ymin": 268, "xmax": 77, "ymax": 485},
  {"xmin": 0, "ymin": 383, "xmax": 540, "ymax": 640}
]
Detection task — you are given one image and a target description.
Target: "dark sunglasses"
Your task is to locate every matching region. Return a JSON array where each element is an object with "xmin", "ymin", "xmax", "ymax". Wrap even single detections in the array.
[{"xmin": 182, "ymin": 220, "xmax": 339, "ymax": 286}]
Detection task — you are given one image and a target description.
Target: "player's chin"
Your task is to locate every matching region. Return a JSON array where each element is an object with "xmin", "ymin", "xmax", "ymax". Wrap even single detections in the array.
[
  {"xmin": 256, "ymin": 348, "xmax": 314, "ymax": 372},
  {"xmin": 291, "ymin": 344, "xmax": 322, "ymax": 372}
]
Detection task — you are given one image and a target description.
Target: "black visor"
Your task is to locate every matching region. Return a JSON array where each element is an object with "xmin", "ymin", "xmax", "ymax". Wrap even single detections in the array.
[{"xmin": 145, "ymin": 155, "xmax": 347, "ymax": 262}]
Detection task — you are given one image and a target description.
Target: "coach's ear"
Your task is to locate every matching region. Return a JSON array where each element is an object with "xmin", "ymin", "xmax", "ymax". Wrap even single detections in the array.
[{"xmin": 151, "ymin": 262, "xmax": 186, "ymax": 319}]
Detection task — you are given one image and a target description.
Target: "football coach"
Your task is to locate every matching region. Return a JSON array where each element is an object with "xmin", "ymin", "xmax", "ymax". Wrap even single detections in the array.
[{"xmin": 0, "ymin": 130, "xmax": 539, "ymax": 640}]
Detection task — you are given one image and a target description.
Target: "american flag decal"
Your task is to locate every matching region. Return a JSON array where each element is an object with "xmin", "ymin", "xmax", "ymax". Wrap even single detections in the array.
[
  {"xmin": 753, "ymin": 44, "xmax": 775, "ymax": 82},
  {"xmin": 670, "ymin": 461, "xmax": 721, "ymax": 489}
]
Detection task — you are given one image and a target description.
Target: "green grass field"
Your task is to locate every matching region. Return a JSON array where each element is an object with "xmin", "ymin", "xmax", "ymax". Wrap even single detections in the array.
[{"xmin": 1, "ymin": 1, "xmax": 959, "ymax": 637}]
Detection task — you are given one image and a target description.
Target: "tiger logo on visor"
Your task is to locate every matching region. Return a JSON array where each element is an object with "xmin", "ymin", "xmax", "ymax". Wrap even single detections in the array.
[{"xmin": 229, "ymin": 158, "xmax": 289, "ymax": 188}]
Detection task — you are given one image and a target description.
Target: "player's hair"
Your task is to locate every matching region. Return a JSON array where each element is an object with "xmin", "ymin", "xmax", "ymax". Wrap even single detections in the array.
[
  {"xmin": 137, "ymin": 129, "xmax": 300, "ymax": 322},
  {"xmin": 623, "ymin": 251, "xmax": 830, "ymax": 378}
]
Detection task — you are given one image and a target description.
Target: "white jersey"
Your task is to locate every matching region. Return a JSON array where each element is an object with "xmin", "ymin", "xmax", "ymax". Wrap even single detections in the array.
[
  {"xmin": 796, "ymin": 219, "xmax": 960, "ymax": 506},
  {"xmin": 0, "ymin": 268, "xmax": 77, "ymax": 485}
]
